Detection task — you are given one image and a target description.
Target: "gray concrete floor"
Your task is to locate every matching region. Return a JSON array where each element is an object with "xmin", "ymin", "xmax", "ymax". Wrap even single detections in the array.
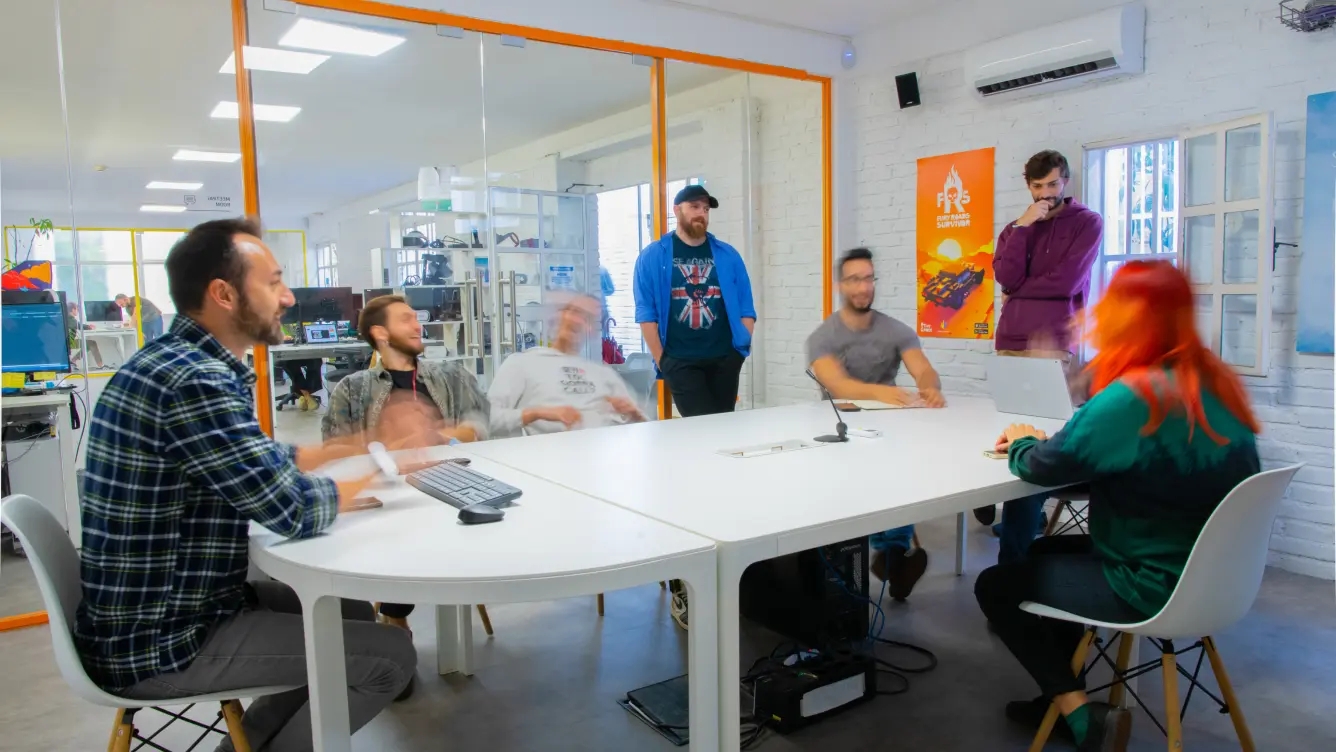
[{"xmin": 3, "ymin": 513, "xmax": 1334, "ymax": 751}]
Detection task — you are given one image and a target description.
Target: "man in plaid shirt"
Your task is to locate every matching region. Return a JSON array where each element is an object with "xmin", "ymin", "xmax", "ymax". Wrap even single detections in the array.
[{"xmin": 76, "ymin": 217, "xmax": 415, "ymax": 751}]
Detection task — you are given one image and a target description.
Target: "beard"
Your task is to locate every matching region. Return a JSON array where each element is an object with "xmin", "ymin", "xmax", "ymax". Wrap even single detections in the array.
[
  {"xmin": 847, "ymin": 297, "xmax": 874, "ymax": 314},
  {"xmin": 237, "ymin": 291, "xmax": 285, "ymax": 346},
  {"xmin": 387, "ymin": 331, "xmax": 425, "ymax": 358},
  {"xmin": 679, "ymin": 216, "xmax": 708, "ymax": 241}
]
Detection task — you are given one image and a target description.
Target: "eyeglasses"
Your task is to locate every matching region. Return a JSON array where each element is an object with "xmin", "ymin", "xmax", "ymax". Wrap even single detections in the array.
[{"xmin": 841, "ymin": 275, "xmax": 878, "ymax": 285}]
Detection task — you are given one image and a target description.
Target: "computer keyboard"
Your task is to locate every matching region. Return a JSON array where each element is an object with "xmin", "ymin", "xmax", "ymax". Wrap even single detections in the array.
[{"xmin": 406, "ymin": 461, "xmax": 523, "ymax": 509}]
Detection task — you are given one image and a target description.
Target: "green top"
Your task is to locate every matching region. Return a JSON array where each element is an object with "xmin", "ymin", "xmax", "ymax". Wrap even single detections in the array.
[{"xmin": 1008, "ymin": 378, "xmax": 1260, "ymax": 617}]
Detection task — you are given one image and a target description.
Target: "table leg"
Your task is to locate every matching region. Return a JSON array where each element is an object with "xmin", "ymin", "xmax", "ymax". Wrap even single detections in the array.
[
  {"xmin": 717, "ymin": 549, "xmax": 748, "ymax": 752},
  {"xmin": 302, "ymin": 594, "xmax": 352, "ymax": 752},
  {"xmin": 436, "ymin": 604, "xmax": 474, "ymax": 676},
  {"xmin": 685, "ymin": 565, "xmax": 720, "ymax": 752},
  {"xmin": 955, "ymin": 511, "xmax": 968, "ymax": 575}
]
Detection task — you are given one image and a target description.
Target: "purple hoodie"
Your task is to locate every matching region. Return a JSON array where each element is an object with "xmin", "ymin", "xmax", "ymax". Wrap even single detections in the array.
[{"xmin": 993, "ymin": 198, "xmax": 1103, "ymax": 353}]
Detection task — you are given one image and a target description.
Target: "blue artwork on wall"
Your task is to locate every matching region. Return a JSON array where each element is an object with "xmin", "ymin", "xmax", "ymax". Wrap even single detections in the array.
[{"xmin": 1297, "ymin": 91, "xmax": 1336, "ymax": 354}]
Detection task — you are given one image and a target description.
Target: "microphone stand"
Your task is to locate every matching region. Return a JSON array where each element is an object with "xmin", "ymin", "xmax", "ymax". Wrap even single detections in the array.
[{"xmin": 805, "ymin": 369, "xmax": 849, "ymax": 443}]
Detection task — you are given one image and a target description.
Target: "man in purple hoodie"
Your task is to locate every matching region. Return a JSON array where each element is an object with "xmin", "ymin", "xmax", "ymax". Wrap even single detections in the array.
[{"xmin": 976, "ymin": 150, "xmax": 1102, "ymax": 564}]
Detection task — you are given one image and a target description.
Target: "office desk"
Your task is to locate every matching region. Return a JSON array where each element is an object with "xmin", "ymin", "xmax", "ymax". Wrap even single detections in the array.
[
  {"xmin": 83, "ymin": 328, "xmax": 138, "ymax": 367},
  {"xmin": 270, "ymin": 341, "xmax": 370, "ymax": 363},
  {"xmin": 0, "ymin": 392, "xmax": 80, "ymax": 546},
  {"xmin": 466, "ymin": 396, "xmax": 1067, "ymax": 750},
  {"xmin": 249, "ymin": 447, "xmax": 720, "ymax": 752}
]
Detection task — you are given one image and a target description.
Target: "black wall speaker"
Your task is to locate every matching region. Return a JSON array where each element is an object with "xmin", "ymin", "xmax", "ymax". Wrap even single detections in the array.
[{"xmin": 895, "ymin": 72, "xmax": 921, "ymax": 109}]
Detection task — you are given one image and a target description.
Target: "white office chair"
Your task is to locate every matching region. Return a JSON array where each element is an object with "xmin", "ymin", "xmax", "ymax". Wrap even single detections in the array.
[
  {"xmin": 1020, "ymin": 464, "xmax": 1301, "ymax": 752},
  {"xmin": 0, "ymin": 495, "xmax": 297, "ymax": 752}
]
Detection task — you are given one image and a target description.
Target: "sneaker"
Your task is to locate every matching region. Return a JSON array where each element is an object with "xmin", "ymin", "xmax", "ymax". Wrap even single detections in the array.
[
  {"xmin": 973, "ymin": 505, "xmax": 997, "ymax": 526},
  {"xmin": 1005, "ymin": 696, "xmax": 1074, "ymax": 743},
  {"xmin": 871, "ymin": 546, "xmax": 928, "ymax": 602},
  {"xmin": 668, "ymin": 579, "xmax": 689, "ymax": 631},
  {"xmin": 1079, "ymin": 702, "xmax": 1132, "ymax": 752}
]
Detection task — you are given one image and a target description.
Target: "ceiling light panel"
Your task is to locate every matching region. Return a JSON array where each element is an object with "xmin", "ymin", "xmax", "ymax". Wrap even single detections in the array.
[
  {"xmin": 220, "ymin": 46, "xmax": 329, "ymax": 74},
  {"xmin": 146, "ymin": 181, "xmax": 203, "ymax": 190},
  {"xmin": 279, "ymin": 18, "xmax": 406, "ymax": 57},
  {"xmin": 172, "ymin": 150, "xmax": 241, "ymax": 163},
  {"xmin": 210, "ymin": 101, "xmax": 301, "ymax": 123},
  {"xmin": 140, "ymin": 204, "xmax": 187, "ymax": 213}
]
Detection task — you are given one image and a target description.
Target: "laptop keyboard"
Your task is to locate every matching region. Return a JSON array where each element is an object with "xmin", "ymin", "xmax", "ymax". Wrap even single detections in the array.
[{"xmin": 406, "ymin": 462, "xmax": 523, "ymax": 509}]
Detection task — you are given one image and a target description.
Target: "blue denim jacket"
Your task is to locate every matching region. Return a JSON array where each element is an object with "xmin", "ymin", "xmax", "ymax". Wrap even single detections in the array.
[{"xmin": 632, "ymin": 232, "xmax": 757, "ymax": 358}]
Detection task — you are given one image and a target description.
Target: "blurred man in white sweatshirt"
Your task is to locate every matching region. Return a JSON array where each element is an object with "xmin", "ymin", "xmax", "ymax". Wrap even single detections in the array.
[{"xmin": 489, "ymin": 294, "xmax": 647, "ymax": 437}]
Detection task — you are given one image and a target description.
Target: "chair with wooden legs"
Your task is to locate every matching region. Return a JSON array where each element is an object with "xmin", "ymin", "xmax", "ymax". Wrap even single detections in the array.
[
  {"xmin": 1019, "ymin": 465, "xmax": 1300, "ymax": 752},
  {"xmin": 1, "ymin": 495, "xmax": 298, "ymax": 752},
  {"xmin": 394, "ymin": 593, "xmax": 629, "ymax": 638}
]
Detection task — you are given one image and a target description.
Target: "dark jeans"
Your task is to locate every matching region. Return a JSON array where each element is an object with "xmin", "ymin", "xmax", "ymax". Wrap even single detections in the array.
[
  {"xmin": 974, "ymin": 535, "xmax": 1149, "ymax": 698},
  {"xmin": 998, "ymin": 493, "xmax": 1049, "ymax": 564},
  {"xmin": 120, "ymin": 581, "xmax": 414, "ymax": 752},
  {"xmin": 379, "ymin": 602, "xmax": 414, "ymax": 619},
  {"xmin": 661, "ymin": 351, "xmax": 744, "ymax": 417},
  {"xmin": 282, "ymin": 359, "xmax": 323, "ymax": 396}
]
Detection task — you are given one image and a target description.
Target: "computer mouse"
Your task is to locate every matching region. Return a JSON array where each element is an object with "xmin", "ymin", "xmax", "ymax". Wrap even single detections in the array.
[{"xmin": 458, "ymin": 503, "xmax": 505, "ymax": 525}]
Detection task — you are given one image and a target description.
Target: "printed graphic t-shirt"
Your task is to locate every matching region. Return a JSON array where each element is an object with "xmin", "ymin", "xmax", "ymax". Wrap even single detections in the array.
[{"xmin": 666, "ymin": 234, "xmax": 733, "ymax": 360}]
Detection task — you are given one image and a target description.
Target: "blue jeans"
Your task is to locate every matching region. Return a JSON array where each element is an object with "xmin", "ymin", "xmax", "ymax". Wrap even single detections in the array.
[
  {"xmin": 995, "ymin": 494, "xmax": 1048, "ymax": 565},
  {"xmin": 143, "ymin": 317, "xmax": 164, "ymax": 342},
  {"xmin": 870, "ymin": 525, "xmax": 915, "ymax": 552}
]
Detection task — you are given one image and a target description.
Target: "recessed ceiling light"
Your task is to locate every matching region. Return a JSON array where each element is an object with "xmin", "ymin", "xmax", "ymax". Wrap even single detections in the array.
[
  {"xmin": 220, "ymin": 46, "xmax": 329, "ymax": 74},
  {"xmin": 210, "ymin": 101, "xmax": 301, "ymax": 123},
  {"xmin": 279, "ymin": 18, "xmax": 406, "ymax": 57},
  {"xmin": 146, "ymin": 181, "xmax": 203, "ymax": 190},
  {"xmin": 172, "ymin": 149, "xmax": 241, "ymax": 163},
  {"xmin": 140, "ymin": 204, "xmax": 187, "ymax": 213}
]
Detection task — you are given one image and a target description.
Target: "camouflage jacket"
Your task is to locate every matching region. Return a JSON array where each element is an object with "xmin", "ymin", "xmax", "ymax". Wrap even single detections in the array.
[{"xmin": 321, "ymin": 359, "xmax": 490, "ymax": 442}]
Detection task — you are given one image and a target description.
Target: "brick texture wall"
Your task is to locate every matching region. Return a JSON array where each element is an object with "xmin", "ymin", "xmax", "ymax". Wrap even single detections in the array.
[{"xmin": 817, "ymin": 0, "xmax": 1335, "ymax": 578}]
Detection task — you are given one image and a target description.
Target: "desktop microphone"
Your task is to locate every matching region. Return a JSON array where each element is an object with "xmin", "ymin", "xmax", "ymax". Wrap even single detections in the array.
[{"xmin": 805, "ymin": 368, "xmax": 849, "ymax": 443}]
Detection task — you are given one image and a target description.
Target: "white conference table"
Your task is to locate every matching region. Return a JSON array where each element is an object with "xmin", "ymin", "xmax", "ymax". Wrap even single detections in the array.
[
  {"xmin": 250, "ymin": 448, "xmax": 721, "ymax": 752},
  {"xmin": 466, "ymin": 396, "xmax": 1068, "ymax": 751}
]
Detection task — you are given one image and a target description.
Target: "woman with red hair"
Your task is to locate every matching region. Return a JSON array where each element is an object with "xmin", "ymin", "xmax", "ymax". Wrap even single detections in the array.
[{"xmin": 974, "ymin": 260, "xmax": 1261, "ymax": 751}]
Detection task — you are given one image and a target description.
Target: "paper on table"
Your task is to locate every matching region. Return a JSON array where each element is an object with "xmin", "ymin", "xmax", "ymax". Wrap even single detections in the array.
[{"xmin": 848, "ymin": 399, "xmax": 924, "ymax": 410}]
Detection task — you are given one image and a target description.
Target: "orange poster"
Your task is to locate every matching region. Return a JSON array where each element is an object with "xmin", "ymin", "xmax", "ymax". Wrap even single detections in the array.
[{"xmin": 916, "ymin": 147, "xmax": 995, "ymax": 339}]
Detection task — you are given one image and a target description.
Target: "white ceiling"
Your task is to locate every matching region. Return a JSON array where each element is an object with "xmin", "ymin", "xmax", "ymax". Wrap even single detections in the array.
[
  {"xmin": 658, "ymin": 0, "xmax": 938, "ymax": 37},
  {"xmin": 0, "ymin": 0, "xmax": 730, "ymax": 224}
]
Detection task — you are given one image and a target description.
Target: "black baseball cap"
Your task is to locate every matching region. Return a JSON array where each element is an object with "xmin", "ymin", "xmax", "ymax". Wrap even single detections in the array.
[{"xmin": 674, "ymin": 184, "xmax": 718, "ymax": 208}]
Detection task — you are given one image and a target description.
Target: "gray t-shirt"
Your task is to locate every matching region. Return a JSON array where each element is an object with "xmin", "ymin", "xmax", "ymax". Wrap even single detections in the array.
[{"xmin": 805, "ymin": 311, "xmax": 921, "ymax": 386}]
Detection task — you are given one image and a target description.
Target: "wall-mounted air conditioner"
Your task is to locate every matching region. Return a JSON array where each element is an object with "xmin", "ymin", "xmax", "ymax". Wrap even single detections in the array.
[{"xmin": 965, "ymin": 2, "xmax": 1145, "ymax": 98}]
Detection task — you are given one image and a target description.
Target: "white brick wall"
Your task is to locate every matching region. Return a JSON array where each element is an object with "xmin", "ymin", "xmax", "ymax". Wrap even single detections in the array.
[{"xmin": 812, "ymin": 0, "xmax": 1335, "ymax": 577}]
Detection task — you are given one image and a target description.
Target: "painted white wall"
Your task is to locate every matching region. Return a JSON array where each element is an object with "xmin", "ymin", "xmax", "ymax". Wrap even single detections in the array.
[
  {"xmin": 377, "ymin": 0, "xmax": 846, "ymax": 77},
  {"xmin": 814, "ymin": 0, "xmax": 1335, "ymax": 578}
]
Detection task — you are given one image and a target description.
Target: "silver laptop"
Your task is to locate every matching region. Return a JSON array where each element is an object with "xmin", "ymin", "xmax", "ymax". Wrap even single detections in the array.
[{"xmin": 985, "ymin": 356, "xmax": 1075, "ymax": 420}]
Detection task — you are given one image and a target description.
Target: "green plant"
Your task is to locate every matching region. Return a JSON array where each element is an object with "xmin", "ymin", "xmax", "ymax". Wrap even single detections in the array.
[{"xmin": 4, "ymin": 218, "xmax": 54, "ymax": 270}]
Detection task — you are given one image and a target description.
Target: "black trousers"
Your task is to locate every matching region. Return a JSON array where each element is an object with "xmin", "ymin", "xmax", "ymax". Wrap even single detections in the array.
[
  {"xmin": 379, "ymin": 602, "xmax": 414, "ymax": 619},
  {"xmin": 974, "ymin": 535, "xmax": 1149, "ymax": 698},
  {"xmin": 661, "ymin": 351, "xmax": 744, "ymax": 417},
  {"xmin": 282, "ymin": 359, "xmax": 323, "ymax": 395}
]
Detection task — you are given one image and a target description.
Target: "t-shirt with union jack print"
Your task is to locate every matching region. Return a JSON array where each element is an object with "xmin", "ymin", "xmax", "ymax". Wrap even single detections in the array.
[{"xmin": 666, "ymin": 234, "xmax": 733, "ymax": 359}]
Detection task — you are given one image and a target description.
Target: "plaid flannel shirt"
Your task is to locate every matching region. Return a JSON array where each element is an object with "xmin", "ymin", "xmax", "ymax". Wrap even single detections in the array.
[{"xmin": 75, "ymin": 315, "xmax": 339, "ymax": 691}]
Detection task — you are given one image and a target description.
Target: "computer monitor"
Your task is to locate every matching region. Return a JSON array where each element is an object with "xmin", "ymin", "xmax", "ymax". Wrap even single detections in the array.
[
  {"xmin": 364, "ymin": 287, "xmax": 393, "ymax": 302},
  {"xmin": 303, "ymin": 323, "xmax": 338, "ymax": 343},
  {"xmin": 403, "ymin": 285, "xmax": 462, "ymax": 322},
  {"xmin": 284, "ymin": 287, "xmax": 358, "ymax": 325},
  {"xmin": 84, "ymin": 300, "xmax": 122, "ymax": 323},
  {"xmin": 2, "ymin": 300, "xmax": 72, "ymax": 374}
]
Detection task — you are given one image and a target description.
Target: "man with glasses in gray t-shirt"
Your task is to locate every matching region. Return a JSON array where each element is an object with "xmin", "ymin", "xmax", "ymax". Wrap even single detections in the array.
[{"xmin": 806, "ymin": 247, "xmax": 945, "ymax": 602}]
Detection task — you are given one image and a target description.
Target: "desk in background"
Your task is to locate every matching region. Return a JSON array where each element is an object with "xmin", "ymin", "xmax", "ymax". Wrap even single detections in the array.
[{"xmin": 1, "ymin": 392, "xmax": 81, "ymax": 547}]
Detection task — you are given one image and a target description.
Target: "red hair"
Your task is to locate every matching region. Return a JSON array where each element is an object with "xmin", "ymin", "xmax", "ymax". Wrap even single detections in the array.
[{"xmin": 1083, "ymin": 261, "xmax": 1260, "ymax": 442}]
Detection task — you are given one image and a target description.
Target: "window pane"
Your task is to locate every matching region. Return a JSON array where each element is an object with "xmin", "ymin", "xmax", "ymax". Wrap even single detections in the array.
[
  {"xmin": 1184, "ymin": 133, "xmax": 1216, "ymax": 207},
  {"xmin": 53, "ymin": 230, "xmax": 134, "ymax": 264},
  {"xmin": 139, "ymin": 231, "xmax": 184, "ymax": 262},
  {"xmin": 1224, "ymin": 124, "xmax": 1261, "ymax": 202},
  {"xmin": 1184, "ymin": 215, "xmax": 1216, "ymax": 284},
  {"xmin": 1194, "ymin": 294, "xmax": 1214, "ymax": 348},
  {"xmin": 1222, "ymin": 210, "xmax": 1259, "ymax": 283},
  {"xmin": 1131, "ymin": 144, "xmax": 1154, "ymax": 217},
  {"xmin": 1159, "ymin": 142, "xmax": 1177, "ymax": 213},
  {"xmin": 1159, "ymin": 216, "xmax": 1177, "ymax": 256},
  {"xmin": 1130, "ymin": 217, "xmax": 1154, "ymax": 255},
  {"xmin": 1220, "ymin": 294, "xmax": 1258, "ymax": 368}
]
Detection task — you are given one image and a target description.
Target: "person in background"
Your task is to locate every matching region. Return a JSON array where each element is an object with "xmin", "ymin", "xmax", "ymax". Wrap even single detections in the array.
[
  {"xmin": 77, "ymin": 217, "xmax": 415, "ymax": 752},
  {"xmin": 634, "ymin": 185, "xmax": 757, "ymax": 417},
  {"xmin": 974, "ymin": 150, "xmax": 1104, "ymax": 564},
  {"xmin": 323, "ymin": 293, "xmax": 490, "ymax": 631},
  {"xmin": 115, "ymin": 292, "xmax": 165, "ymax": 341},
  {"xmin": 490, "ymin": 293, "xmax": 646, "ymax": 438},
  {"xmin": 974, "ymin": 261, "xmax": 1260, "ymax": 751},
  {"xmin": 66, "ymin": 300, "xmax": 104, "ymax": 369},
  {"xmin": 806, "ymin": 247, "xmax": 945, "ymax": 602},
  {"xmin": 282, "ymin": 359, "xmax": 324, "ymax": 411}
]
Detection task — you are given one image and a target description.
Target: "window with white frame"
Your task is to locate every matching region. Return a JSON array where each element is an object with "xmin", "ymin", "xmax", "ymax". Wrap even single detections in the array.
[
  {"xmin": 316, "ymin": 242, "xmax": 338, "ymax": 287},
  {"xmin": 1083, "ymin": 114, "xmax": 1272, "ymax": 374},
  {"xmin": 397, "ymin": 216, "xmax": 436, "ymax": 283}
]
